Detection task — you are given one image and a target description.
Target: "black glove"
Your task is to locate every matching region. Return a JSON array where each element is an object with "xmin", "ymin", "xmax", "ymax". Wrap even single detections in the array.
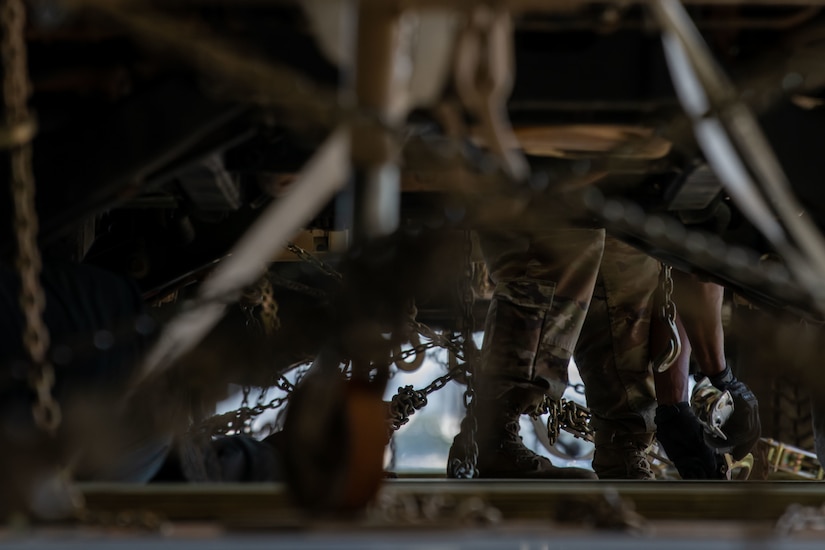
[
  {"xmin": 702, "ymin": 365, "xmax": 761, "ymax": 461},
  {"xmin": 656, "ymin": 402, "xmax": 725, "ymax": 479}
]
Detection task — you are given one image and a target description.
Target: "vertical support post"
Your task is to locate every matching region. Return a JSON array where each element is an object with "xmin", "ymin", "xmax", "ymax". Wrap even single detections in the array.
[{"xmin": 350, "ymin": 5, "xmax": 411, "ymax": 241}]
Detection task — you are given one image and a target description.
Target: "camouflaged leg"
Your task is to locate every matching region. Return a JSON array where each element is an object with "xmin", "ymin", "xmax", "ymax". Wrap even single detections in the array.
[
  {"xmin": 477, "ymin": 281, "xmax": 554, "ymax": 397},
  {"xmin": 575, "ymin": 237, "xmax": 659, "ymax": 444},
  {"xmin": 530, "ymin": 230, "xmax": 605, "ymax": 398},
  {"xmin": 478, "ymin": 229, "xmax": 605, "ymax": 400},
  {"xmin": 448, "ymin": 229, "xmax": 605, "ymax": 480}
]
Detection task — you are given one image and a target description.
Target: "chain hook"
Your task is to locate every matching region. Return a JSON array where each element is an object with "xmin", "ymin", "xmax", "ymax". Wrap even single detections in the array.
[{"xmin": 650, "ymin": 264, "xmax": 682, "ymax": 373}]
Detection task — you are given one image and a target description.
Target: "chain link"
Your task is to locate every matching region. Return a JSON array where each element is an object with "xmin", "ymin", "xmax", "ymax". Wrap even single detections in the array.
[
  {"xmin": 450, "ymin": 230, "xmax": 479, "ymax": 478},
  {"xmin": 282, "ymin": 233, "xmax": 596, "ymax": 451},
  {"xmin": 76, "ymin": 508, "xmax": 166, "ymax": 532},
  {"xmin": 540, "ymin": 396, "xmax": 595, "ymax": 445},
  {"xmin": 387, "ymin": 366, "xmax": 462, "ymax": 432},
  {"xmin": 777, "ymin": 503, "xmax": 825, "ymax": 537},
  {"xmin": 650, "ymin": 263, "xmax": 682, "ymax": 373},
  {"xmin": 1, "ymin": 0, "xmax": 61, "ymax": 434},
  {"xmin": 367, "ymin": 492, "xmax": 501, "ymax": 527},
  {"xmin": 285, "ymin": 242, "xmax": 343, "ymax": 282},
  {"xmin": 661, "ymin": 264, "xmax": 676, "ymax": 326},
  {"xmin": 200, "ymin": 394, "xmax": 291, "ymax": 437},
  {"xmin": 268, "ymin": 271, "xmax": 328, "ymax": 299}
]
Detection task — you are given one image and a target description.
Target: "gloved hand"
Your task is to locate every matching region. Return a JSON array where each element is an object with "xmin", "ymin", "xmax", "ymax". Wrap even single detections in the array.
[
  {"xmin": 702, "ymin": 365, "xmax": 761, "ymax": 460},
  {"xmin": 655, "ymin": 402, "xmax": 725, "ymax": 479}
]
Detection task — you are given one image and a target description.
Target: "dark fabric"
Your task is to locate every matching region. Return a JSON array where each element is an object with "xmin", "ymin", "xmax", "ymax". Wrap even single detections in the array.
[
  {"xmin": 0, "ymin": 260, "xmax": 149, "ymax": 396},
  {"xmin": 152, "ymin": 434, "xmax": 284, "ymax": 483},
  {"xmin": 655, "ymin": 402, "xmax": 724, "ymax": 480},
  {"xmin": 0, "ymin": 261, "xmax": 166, "ymax": 485}
]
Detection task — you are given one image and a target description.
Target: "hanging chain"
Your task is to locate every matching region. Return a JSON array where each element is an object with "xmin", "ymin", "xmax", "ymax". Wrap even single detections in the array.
[
  {"xmin": 284, "ymin": 234, "xmax": 591, "ymax": 449},
  {"xmin": 1, "ymin": 0, "xmax": 61, "ymax": 434},
  {"xmin": 196, "ymin": 373, "xmax": 297, "ymax": 437},
  {"xmin": 238, "ymin": 385, "xmax": 252, "ymax": 433},
  {"xmin": 258, "ymin": 276, "xmax": 279, "ymax": 336},
  {"xmin": 388, "ymin": 365, "xmax": 463, "ymax": 432},
  {"xmin": 661, "ymin": 264, "xmax": 676, "ymax": 327},
  {"xmin": 268, "ymin": 271, "xmax": 327, "ymax": 299},
  {"xmin": 650, "ymin": 263, "xmax": 682, "ymax": 373},
  {"xmin": 450, "ymin": 230, "xmax": 479, "ymax": 478},
  {"xmin": 240, "ymin": 275, "xmax": 280, "ymax": 336},
  {"xmin": 540, "ymin": 396, "xmax": 595, "ymax": 446}
]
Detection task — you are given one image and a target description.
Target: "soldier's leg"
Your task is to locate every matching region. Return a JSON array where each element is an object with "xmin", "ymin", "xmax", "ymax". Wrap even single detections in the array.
[
  {"xmin": 575, "ymin": 237, "xmax": 659, "ymax": 479},
  {"xmin": 447, "ymin": 228, "xmax": 604, "ymax": 479}
]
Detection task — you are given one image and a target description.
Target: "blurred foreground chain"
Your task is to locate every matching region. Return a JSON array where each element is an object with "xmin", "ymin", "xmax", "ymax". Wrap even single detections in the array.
[
  {"xmin": 777, "ymin": 503, "xmax": 825, "ymax": 537},
  {"xmin": 286, "ymin": 242, "xmax": 343, "ymax": 282},
  {"xmin": 368, "ymin": 492, "xmax": 501, "ymax": 527},
  {"xmin": 265, "ymin": 225, "xmax": 598, "ymax": 450},
  {"xmin": 1, "ymin": 0, "xmax": 60, "ymax": 434},
  {"xmin": 77, "ymin": 508, "xmax": 166, "ymax": 532}
]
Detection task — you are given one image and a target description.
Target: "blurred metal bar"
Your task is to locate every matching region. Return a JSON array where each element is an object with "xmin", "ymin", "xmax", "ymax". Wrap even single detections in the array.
[
  {"xmin": 135, "ymin": 127, "xmax": 349, "ymax": 383},
  {"xmin": 80, "ymin": 480, "xmax": 825, "ymax": 523}
]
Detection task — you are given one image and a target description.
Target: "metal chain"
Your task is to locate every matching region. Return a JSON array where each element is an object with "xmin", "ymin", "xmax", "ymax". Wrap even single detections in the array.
[
  {"xmin": 285, "ymin": 242, "xmax": 343, "ymax": 282},
  {"xmin": 1, "ymin": 0, "xmax": 61, "ymax": 434},
  {"xmin": 451, "ymin": 230, "xmax": 479, "ymax": 478},
  {"xmin": 388, "ymin": 366, "xmax": 462, "ymax": 432},
  {"xmin": 540, "ymin": 396, "xmax": 595, "ymax": 446},
  {"xmin": 238, "ymin": 385, "xmax": 252, "ymax": 434},
  {"xmin": 284, "ymin": 239, "xmax": 468, "ymax": 361},
  {"xmin": 662, "ymin": 264, "xmax": 676, "ymax": 327},
  {"xmin": 258, "ymin": 276, "xmax": 279, "ymax": 336},
  {"xmin": 650, "ymin": 263, "xmax": 682, "ymax": 373},
  {"xmin": 77, "ymin": 508, "xmax": 166, "ymax": 532},
  {"xmin": 284, "ymin": 233, "xmax": 592, "ymax": 451},
  {"xmin": 201, "ymin": 372, "xmax": 299, "ymax": 436},
  {"xmin": 268, "ymin": 271, "xmax": 328, "ymax": 299},
  {"xmin": 199, "ymin": 393, "xmax": 291, "ymax": 437}
]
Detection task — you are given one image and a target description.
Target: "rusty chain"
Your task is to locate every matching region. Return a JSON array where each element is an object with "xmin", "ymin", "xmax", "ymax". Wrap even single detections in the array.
[{"xmin": 1, "ymin": 0, "xmax": 61, "ymax": 434}]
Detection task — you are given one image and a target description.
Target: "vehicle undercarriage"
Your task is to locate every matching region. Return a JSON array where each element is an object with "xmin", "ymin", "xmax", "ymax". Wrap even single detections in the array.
[{"xmin": 3, "ymin": 0, "xmax": 825, "ymax": 547}]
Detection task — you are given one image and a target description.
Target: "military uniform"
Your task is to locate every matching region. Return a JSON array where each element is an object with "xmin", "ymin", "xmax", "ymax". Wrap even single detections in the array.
[
  {"xmin": 448, "ymin": 229, "xmax": 660, "ymax": 479},
  {"xmin": 575, "ymin": 237, "xmax": 659, "ymax": 479}
]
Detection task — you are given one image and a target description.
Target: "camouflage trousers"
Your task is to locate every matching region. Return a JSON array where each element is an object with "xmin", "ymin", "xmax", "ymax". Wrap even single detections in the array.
[
  {"xmin": 575, "ymin": 237, "xmax": 659, "ymax": 437},
  {"xmin": 478, "ymin": 229, "xmax": 658, "ymax": 436}
]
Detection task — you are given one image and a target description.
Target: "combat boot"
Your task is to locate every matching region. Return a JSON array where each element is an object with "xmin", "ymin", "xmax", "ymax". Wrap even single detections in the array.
[
  {"xmin": 592, "ymin": 431, "xmax": 655, "ymax": 480},
  {"xmin": 447, "ymin": 378, "xmax": 596, "ymax": 479}
]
